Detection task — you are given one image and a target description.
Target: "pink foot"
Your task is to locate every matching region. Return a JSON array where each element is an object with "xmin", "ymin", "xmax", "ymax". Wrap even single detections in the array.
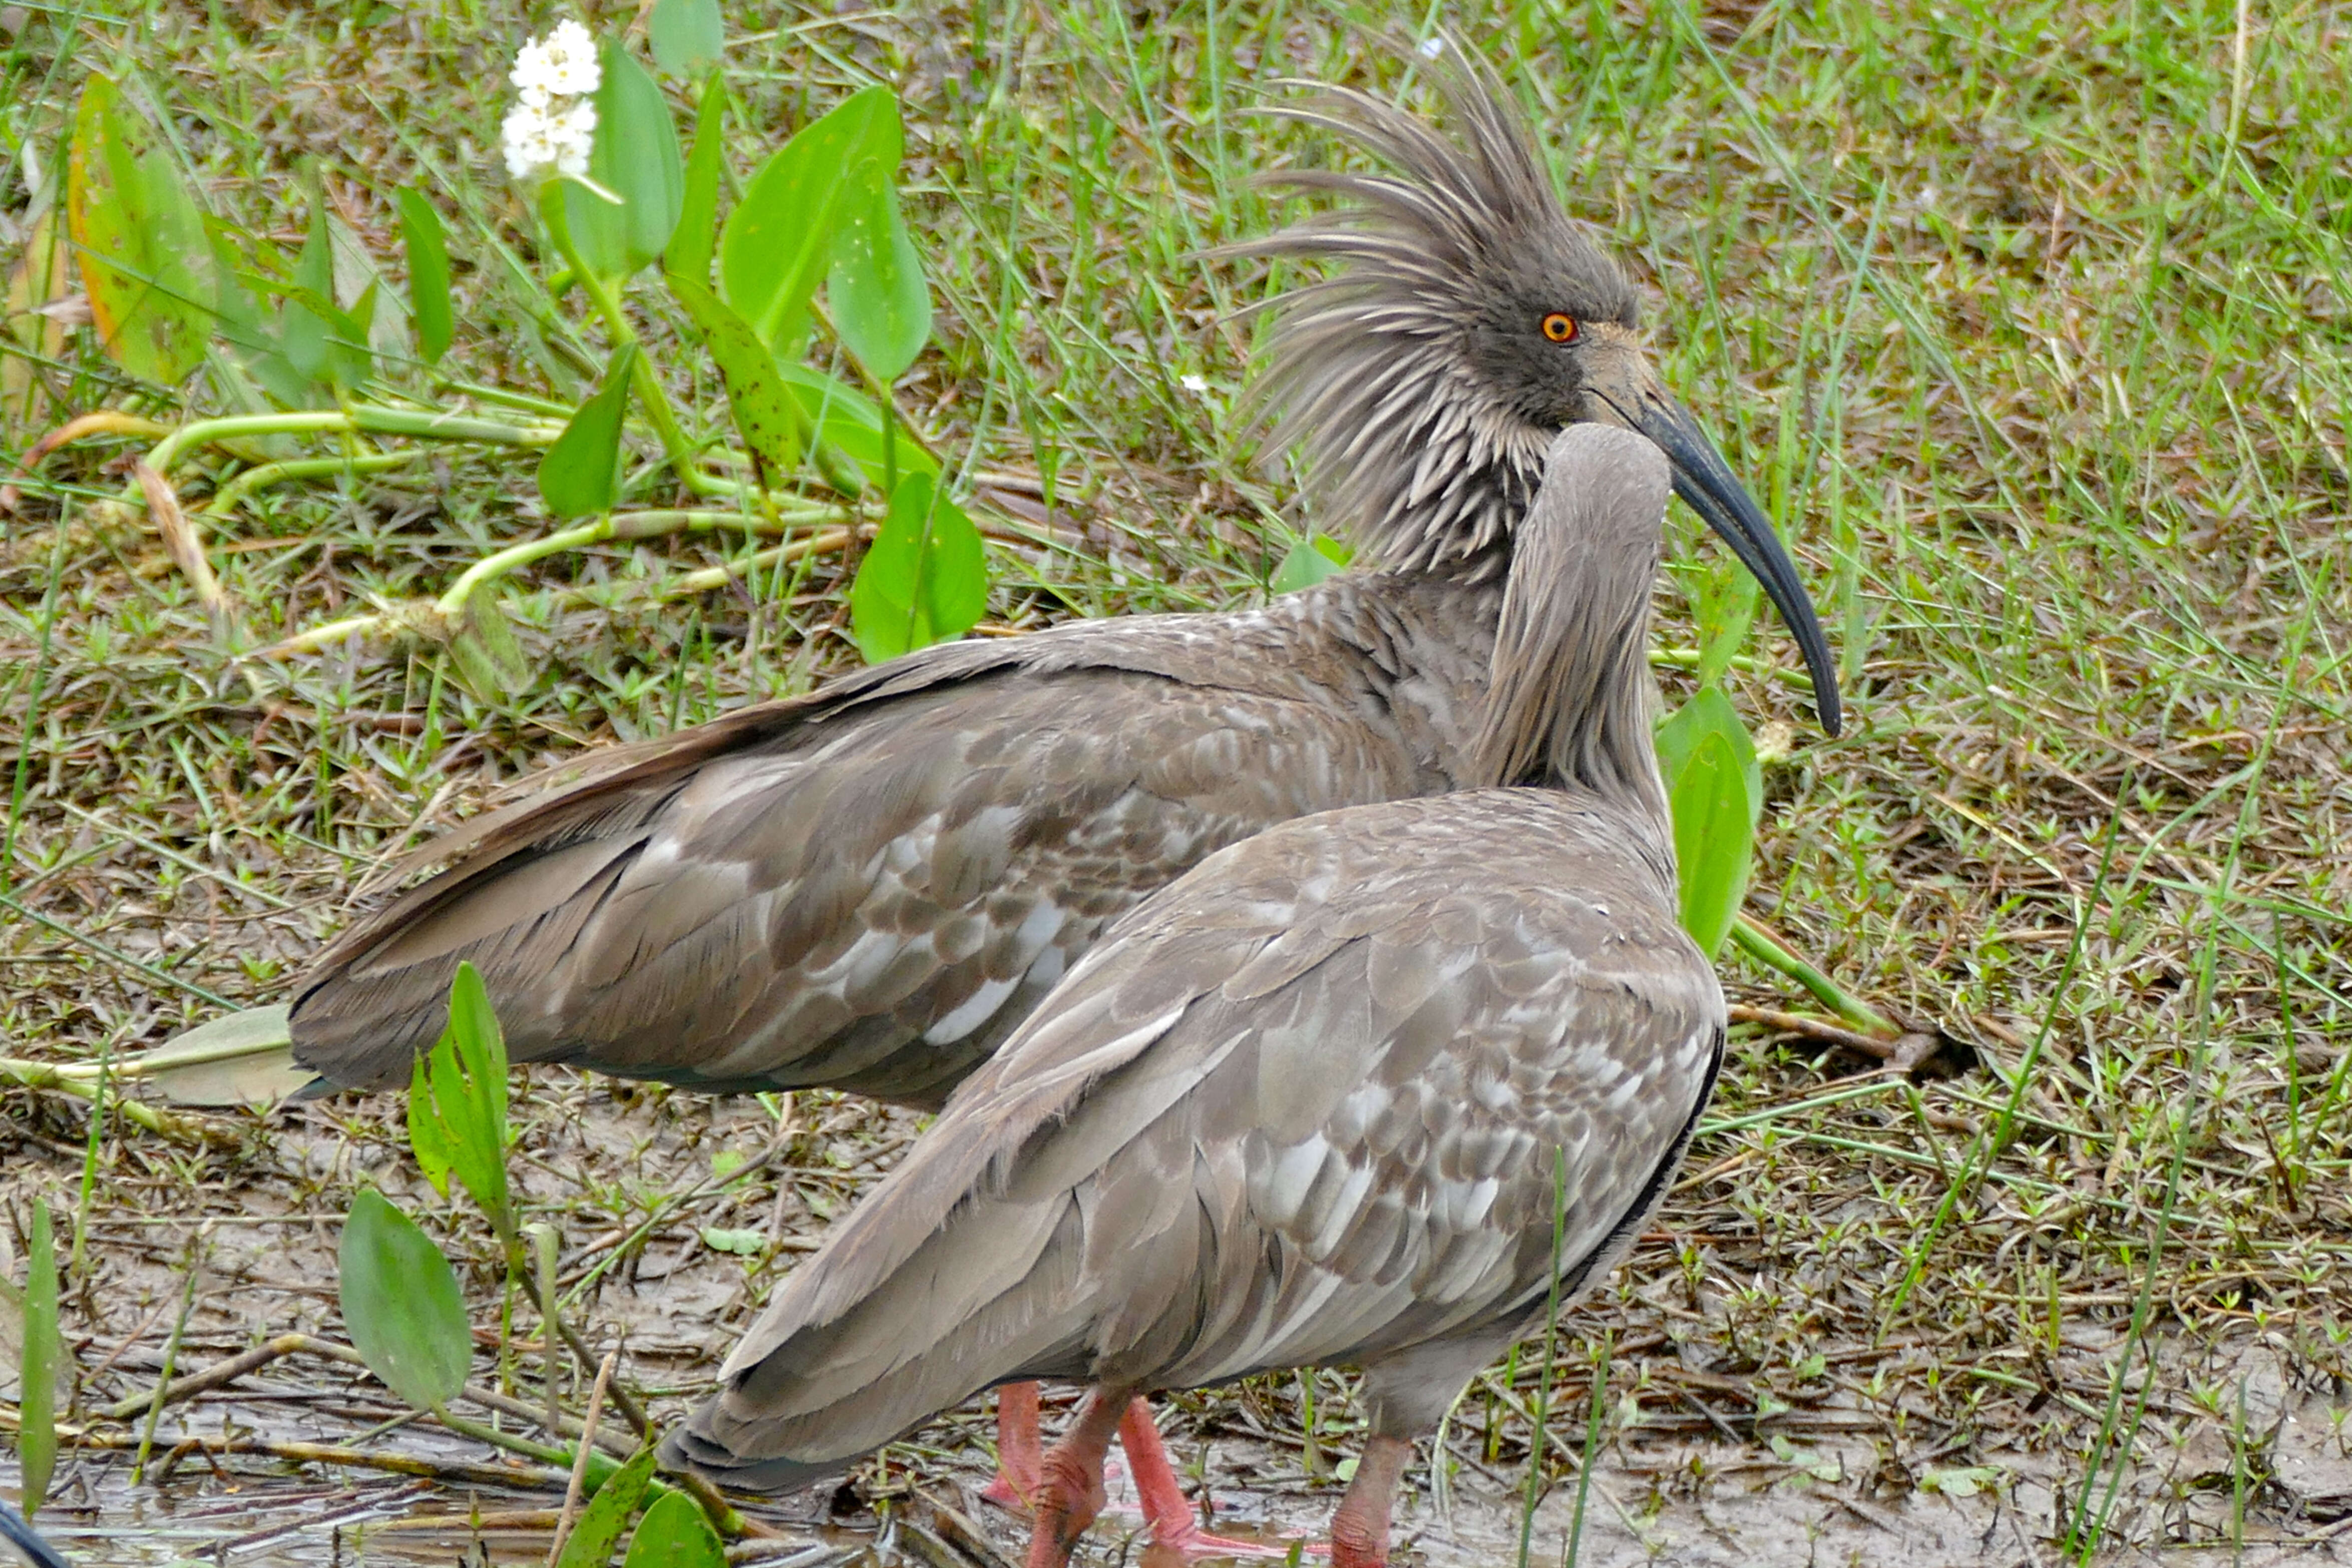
[
  {"xmin": 1117, "ymin": 1396, "xmax": 1322, "ymax": 1560},
  {"xmin": 983, "ymin": 1381, "xmax": 1044, "ymax": 1514}
]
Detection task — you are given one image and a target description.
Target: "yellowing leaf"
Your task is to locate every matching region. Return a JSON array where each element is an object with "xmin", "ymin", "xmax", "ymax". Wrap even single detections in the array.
[{"xmin": 66, "ymin": 74, "xmax": 220, "ymax": 383}]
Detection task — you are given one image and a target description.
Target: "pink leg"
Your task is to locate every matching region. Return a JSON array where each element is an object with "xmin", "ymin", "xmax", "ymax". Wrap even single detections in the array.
[
  {"xmin": 1327, "ymin": 1435, "xmax": 1412, "ymax": 1568},
  {"xmin": 1117, "ymin": 1397, "xmax": 1319, "ymax": 1560},
  {"xmin": 982, "ymin": 1381, "xmax": 1045, "ymax": 1513},
  {"xmin": 1024, "ymin": 1387, "xmax": 1127, "ymax": 1568}
]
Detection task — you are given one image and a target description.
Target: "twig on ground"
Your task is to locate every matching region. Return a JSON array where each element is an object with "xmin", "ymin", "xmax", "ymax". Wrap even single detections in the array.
[{"xmin": 549, "ymin": 1350, "xmax": 616, "ymax": 1567}]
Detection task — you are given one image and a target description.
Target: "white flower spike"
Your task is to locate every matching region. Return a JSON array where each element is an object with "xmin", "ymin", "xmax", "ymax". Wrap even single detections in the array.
[
  {"xmin": 513, "ymin": 20, "xmax": 599, "ymax": 97},
  {"xmin": 502, "ymin": 21, "xmax": 601, "ymax": 182}
]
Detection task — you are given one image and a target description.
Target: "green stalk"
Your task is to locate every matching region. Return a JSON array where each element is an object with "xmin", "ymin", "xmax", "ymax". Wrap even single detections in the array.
[
  {"xmin": 134, "ymin": 407, "xmax": 560, "ymax": 483},
  {"xmin": 133, "ymin": 1244, "xmax": 202, "ymax": 1481},
  {"xmin": 1728, "ymin": 915, "xmax": 1898, "ymax": 1034},
  {"xmin": 204, "ymin": 451, "xmax": 423, "ymax": 520},
  {"xmin": 1562, "ymin": 1337, "xmax": 1612, "ymax": 1568},
  {"xmin": 431, "ymin": 508, "xmax": 846, "ymax": 621},
  {"xmin": 0, "ymin": 1055, "xmax": 215, "ymax": 1143},
  {"xmin": 540, "ymin": 184, "xmax": 706, "ymax": 489}
]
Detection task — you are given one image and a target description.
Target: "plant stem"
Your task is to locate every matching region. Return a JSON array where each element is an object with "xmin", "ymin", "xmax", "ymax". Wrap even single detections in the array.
[
  {"xmin": 0, "ymin": 1055, "xmax": 219, "ymax": 1143},
  {"xmin": 205, "ymin": 451, "xmax": 422, "ymax": 520},
  {"xmin": 1728, "ymin": 915, "xmax": 1898, "ymax": 1034},
  {"xmin": 541, "ymin": 183, "xmax": 707, "ymax": 489},
  {"xmin": 431, "ymin": 508, "xmax": 847, "ymax": 620},
  {"xmin": 134, "ymin": 1240, "xmax": 203, "ymax": 1481},
  {"xmin": 133, "ymin": 408, "xmax": 561, "ymax": 482}
]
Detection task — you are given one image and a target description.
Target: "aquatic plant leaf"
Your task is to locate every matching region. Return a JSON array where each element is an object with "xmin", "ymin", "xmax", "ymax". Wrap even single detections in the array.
[
  {"xmin": 16, "ymin": 1202, "xmax": 60, "ymax": 1517},
  {"xmin": 1271, "ymin": 533, "xmax": 1351, "ymax": 595},
  {"xmin": 720, "ymin": 86, "xmax": 895, "ymax": 354},
  {"xmin": 1656, "ymin": 687, "xmax": 1760, "ymax": 959},
  {"xmin": 665, "ymin": 76, "xmax": 727, "ymax": 286},
  {"xmin": 338, "ymin": 1189, "xmax": 471, "ymax": 1411},
  {"xmin": 555, "ymin": 1445, "xmax": 659, "ymax": 1568},
  {"xmin": 622, "ymin": 1491, "xmax": 726, "ymax": 1568},
  {"xmin": 668, "ymin": 274, "xmax": 804, "ymax": 478},
  {"xmin": 565, "ymin": 45, "xmax": 685, "ymax": 281},
  {"xmin": 397, "ymin": 188, "xmax": 454, "ymax": 363},
  {"xmin": 66, "ymin": 74, "xmax": 218, "ymax": 383},
  {"xmin": 538, "ymin": 342, "xmax": 636, "ymax": 516},
  {"xmin": 827, "ymin": 109, "xmax": 929, "ymax": 383},
  {"xmin": 851, "ymin": 472, "xmax": 987, "ymax": 663}
]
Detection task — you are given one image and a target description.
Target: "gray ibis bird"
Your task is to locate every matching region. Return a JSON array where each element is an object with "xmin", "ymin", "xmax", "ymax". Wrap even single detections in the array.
[
  {"xmin": 660, "ymin": 423, "xmax": 1726, "ymax": 1568},
  {"xmin": 289, "ymin": 60, "xmax": 1830, "ymax": 1555}
]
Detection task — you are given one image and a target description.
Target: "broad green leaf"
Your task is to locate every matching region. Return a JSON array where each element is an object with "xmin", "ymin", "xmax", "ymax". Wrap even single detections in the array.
[
  {"xmin": 279, "ymin": 203, "xmax": 374, "ymax": 390},
  {"xmin": 130, "ymin": 1004, "xmax": 315, "ymax": 1106},
  {"xmin": 539, "ymin": 343, "xmax": 637, "ymax": 517},
  {"xmin": 565, "ymin": 45, "xmax": 684, "ymax": 282},
  {"xmin": 668, "ymin": 274, "xmax": 804, "ymax": 477},
  {"xmin": 555, "ymin": 1445, "xmax": 659, "ymax": 1568},
  {"xmin": 425, "ymin": 962, "xmax": 516, "ymax": 1245},
  {"xmin": 397, "ymin": 188, "xmax": 454, "ymax": 363},
  {"xmin": 666, "ymin": 76, "xmax": 726, "ymax": 287},
  {"xmin": 338, "ymin": 1189, "xmax": 472, "ymax": 1410},
  {"xmin": 648, "ymin": 0, "xmax": 724, "ymax": 77},
  {"xmin": 827, "ymin": 154, "xmax": 929, "ymax": 382},
  {"xmin": 850, "ymin": 472, "xmax": 988, "ymax": 663},
  {"xmin": 18, "ymin": 1202, "xmax": 59, "ymax": 1516},
  {"xmin": 1654, "ymin": 685, "xmax": 1763, "ymax": 830},
  {"xmin": 699, "ymin": 1227, "xmax": 763, "ymax": 1256},
  {"xmin": 65, "ymin": 74, "xmax": 219, "ymax": 383},
  {"xmin": 1271, "ymin": 533, "xmax": 1351, "ymax": 595},
  {"xmin": 720, "ymin": 86, "xmax": 896, "ymax": 354},
  {"xmin": 407, "ymin": 1052, "xmax": 455, "ymax": 1199},
  {"xmin": 622, "ymin": 1491, "xmax": 727, "ymax": 1568},
  {"xmin": 1693, "ymin": 555, "xmax": 1759, "ymax": 688},
  {"xmin": 780, "ymin": 363, "xmax": 939, "ymax": 489},
  {"xmin": 1656, "ymin": 688, "xmax": 1761, "ymax": 959}
]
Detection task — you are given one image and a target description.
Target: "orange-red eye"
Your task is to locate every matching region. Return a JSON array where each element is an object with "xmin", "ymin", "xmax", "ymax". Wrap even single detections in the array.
[{"xmin": 1540, "ymin": 313, "xmax": 1578, "ymax": 343}]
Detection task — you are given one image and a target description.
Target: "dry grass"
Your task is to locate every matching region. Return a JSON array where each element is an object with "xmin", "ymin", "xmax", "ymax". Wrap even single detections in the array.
[{"xmin": 4, "ymin": 0, "xmax": 2352, "ymax": 1562}]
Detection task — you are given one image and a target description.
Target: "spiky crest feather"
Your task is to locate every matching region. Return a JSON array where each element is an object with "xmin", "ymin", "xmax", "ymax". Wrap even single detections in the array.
[{"xmin": 1248, "ymin": 56, "xmax": 1639, "ymax": 582}]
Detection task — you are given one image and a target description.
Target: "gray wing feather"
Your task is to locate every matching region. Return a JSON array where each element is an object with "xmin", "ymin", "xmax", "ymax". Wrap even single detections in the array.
[{"xmin": 291, "ymin": 573, "xmax": 1495, "ymax": 1100}]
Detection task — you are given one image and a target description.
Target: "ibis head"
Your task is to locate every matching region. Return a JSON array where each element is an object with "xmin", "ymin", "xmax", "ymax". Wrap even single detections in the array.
[{"xmin": 1252, "ymin": 63, "xmax": 1842, "ymax": 734}]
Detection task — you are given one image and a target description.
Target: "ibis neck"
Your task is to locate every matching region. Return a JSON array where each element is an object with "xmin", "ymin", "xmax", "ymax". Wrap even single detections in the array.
[
  {"xmin": 1530, "ymin": 625, "xmax": 1670, "ymax": 826},
  {"xmin": 1470, "ymin": 567, "xmax": 1671, "ymax": 836}
]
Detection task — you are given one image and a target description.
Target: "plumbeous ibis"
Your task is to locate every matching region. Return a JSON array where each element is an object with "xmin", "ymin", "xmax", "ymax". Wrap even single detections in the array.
[{"xmin": 660, "ymin": 424, "xmax": 1731, "ymax": 1568}]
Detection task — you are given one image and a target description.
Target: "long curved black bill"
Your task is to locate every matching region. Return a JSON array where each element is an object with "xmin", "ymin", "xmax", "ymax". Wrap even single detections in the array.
[
  {"xmin": 1623, "ymin": 390, "xmax": 1842, "ymax": 735},
  {"xmin": 0, "ymin": 1508, "xmax": 73, "ymax": 1568}
]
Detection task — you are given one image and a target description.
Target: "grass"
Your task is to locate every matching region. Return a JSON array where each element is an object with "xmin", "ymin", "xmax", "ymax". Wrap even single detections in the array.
[{"xmin": 5, "ymin": 0, "xmax": 2352, "ymax": 1560}]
